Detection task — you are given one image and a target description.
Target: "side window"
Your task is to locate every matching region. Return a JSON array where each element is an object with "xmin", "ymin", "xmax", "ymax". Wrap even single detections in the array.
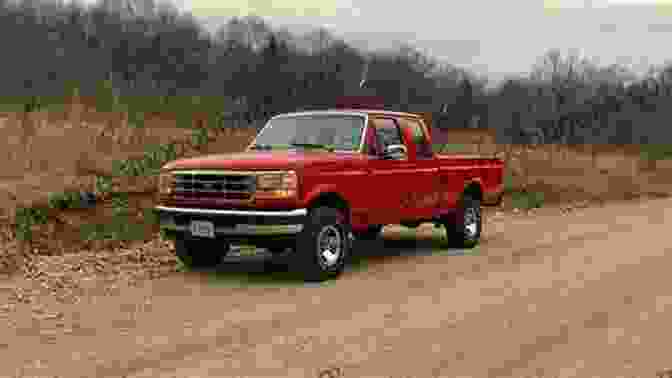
[
  {"xmin": 372, "ymin": 118, "xmax": 404, "ymax": 152},
  {"xmin": 400, "ymin": 118, "xmax": 433, "ymax": 159}
]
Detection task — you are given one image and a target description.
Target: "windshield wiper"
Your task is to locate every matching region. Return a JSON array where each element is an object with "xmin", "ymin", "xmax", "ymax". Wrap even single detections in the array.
[{"xmin": 289, "ymin": 143, "xmax": 335, "ymax": 152}]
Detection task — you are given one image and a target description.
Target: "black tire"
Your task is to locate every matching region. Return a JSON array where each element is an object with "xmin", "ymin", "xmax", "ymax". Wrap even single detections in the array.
[
  {"xmin": 353, "ymin": 224, "xmax": 384, "ymax": 240},
  {"xmin": 293, "ymin": 207, "xmax": 351, "ymax": 282},
  {"xmin": 174, "ymin": 238, "xmax": 230, "ymax": 269},
  {"xmin": 445, "ymin": 194, "xmax": 482, "ymax": 249}
]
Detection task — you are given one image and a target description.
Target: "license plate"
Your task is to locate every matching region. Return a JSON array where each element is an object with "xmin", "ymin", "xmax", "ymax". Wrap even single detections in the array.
[{"xmin": 190, "ymin": 220, "xmax": 215, "ymax": 238}]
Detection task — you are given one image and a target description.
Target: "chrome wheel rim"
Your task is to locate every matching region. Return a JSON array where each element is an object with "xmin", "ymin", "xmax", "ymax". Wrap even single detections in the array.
[
  {"xmin": 317, "ymin": 225, "xmax": 342, "ymax": 268},
  {"xmin": 464, "ymin": 206, "xmax": 480, "ymax": 238}
]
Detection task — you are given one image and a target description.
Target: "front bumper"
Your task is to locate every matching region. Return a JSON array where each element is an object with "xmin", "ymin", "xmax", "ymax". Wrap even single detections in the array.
[{"xmin": 154, "ymin": 206, "xmax": 307, "ymax": 238}]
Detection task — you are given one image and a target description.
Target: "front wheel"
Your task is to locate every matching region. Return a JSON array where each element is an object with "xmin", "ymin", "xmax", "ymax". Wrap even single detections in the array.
[
  {"xmin": 293, "ymin": 207, "xmax": 351, "ymax": 282},
  {"xmin": 174, "ymin": 238, "xmax": 230, "ymax": 269},
  {"xmin": 444, "ymin": 194, "xmax": 482, "ymax": 248}
]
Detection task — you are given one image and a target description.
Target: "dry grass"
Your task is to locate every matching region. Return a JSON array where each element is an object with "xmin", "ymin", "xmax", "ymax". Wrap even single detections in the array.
[
  {"xmin": 0, "ymin": 109, "xmax": 257, "ymax": 217},
  {"xmin": 493, "ymin": 143, "xmax": 672, "ymax": 199}
]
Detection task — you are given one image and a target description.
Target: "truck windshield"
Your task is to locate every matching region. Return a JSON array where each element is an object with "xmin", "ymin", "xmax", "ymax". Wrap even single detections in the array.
[{"xmin": 251, "ymin": 114, "xmax": 365, "ymax": 151}]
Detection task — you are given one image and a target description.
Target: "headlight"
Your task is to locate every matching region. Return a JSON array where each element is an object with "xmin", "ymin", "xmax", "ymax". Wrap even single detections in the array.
[
  {"xmin": 255, "ymin": 171, "xmax": 298, "ymax": 199},
  {"xmin": 158, "ymin": 172, "xmax": 175, "ymax": 196}
]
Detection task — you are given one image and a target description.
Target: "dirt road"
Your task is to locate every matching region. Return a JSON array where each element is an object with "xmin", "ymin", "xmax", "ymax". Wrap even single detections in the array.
[{"xmin": 2, "ymin": 197, "xmax": 672, "ymax": 378}]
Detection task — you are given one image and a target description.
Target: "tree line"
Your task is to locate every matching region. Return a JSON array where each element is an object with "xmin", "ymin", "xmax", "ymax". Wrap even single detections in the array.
[
  {"xmin": 2, "ymin": 0, "xmax": 672, "ymax": 144},
  {"xmin": 490, "ymin": 49, "xmax": 672, "ymax": 144}
]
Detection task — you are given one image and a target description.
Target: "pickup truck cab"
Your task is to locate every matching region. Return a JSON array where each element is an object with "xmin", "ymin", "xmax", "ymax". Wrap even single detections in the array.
[{"xmin": 154, "ymin": 106, "xmax": 504, "ymax": 281}]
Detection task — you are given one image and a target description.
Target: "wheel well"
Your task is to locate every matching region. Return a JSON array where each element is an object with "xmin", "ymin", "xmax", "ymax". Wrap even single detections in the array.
[
  {"xmin": 463, "ymin": 182, "xmax": 483, "ymax": 202},
  {"xmin": 307, "ymin": 192, "xmax": 350, "ymax": 221}
]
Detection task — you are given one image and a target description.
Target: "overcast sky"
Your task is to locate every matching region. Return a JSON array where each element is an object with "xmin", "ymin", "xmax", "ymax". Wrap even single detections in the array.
[{"xmin": 141, "ymin": 0, "xmax": 672, "ymax": 81}]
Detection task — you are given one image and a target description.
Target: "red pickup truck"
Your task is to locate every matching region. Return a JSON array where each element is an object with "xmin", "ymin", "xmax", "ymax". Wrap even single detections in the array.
[{"xmin": 154, "ymin": 107, "xmax": 504, "ymax": 281}]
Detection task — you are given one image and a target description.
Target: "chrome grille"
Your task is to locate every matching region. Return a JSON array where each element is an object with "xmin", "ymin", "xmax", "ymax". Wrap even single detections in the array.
[{"xmin": 173, "ymin": 172, "xmax": 256, "ymax": 200}]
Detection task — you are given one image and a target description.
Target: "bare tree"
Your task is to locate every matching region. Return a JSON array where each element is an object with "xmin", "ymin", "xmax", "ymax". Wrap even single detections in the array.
[{"xmin": 214, "ymin": 15, "xmax": 271, "ymax": 51}]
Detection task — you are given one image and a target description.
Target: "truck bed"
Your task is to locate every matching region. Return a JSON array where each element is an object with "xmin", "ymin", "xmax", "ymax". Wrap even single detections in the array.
[{"xmin": 435, "ymin": 153, "xmax": 504, "ymax": 206}]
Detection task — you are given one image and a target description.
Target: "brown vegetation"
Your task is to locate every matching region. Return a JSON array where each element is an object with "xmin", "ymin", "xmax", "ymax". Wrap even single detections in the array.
[{"xmin": 0, "ymin": 107, "xmax": 257, "ymax": 215}]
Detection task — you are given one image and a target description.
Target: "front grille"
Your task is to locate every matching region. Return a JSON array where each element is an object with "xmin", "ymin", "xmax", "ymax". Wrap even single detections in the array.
[{"xmin": 173, "ymin": 172, "xmax": 256, "ymax": 200}]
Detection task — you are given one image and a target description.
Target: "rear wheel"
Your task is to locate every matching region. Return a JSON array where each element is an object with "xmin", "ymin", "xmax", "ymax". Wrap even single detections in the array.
[
  {"xmin": 353, "ymin": 224, "xmax": 384, "ymax": 240},
  {"xmin": 174, "ymin": 238, "xmax": 230, "ymax": 269},
  {"xmin": 444, "ymin": 194, "xmax": 481, "ymax": 248},
  {"xmin": 293, "ymin": 207, "xmax": 351, "ymax": 282}
]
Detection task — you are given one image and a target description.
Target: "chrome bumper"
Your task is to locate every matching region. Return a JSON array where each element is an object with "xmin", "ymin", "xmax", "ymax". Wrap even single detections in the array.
[{"xmin": 154, "ymin": 206, "xmax": 307, "ymax": 236}]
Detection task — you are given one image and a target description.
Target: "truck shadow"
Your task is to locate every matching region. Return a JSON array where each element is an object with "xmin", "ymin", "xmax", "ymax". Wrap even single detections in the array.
[
  {"xmin": 347, "ymin": 237, "xmax": 477, "ymax": 272},
  {"xmin": 203, "ymin": 230, "xmax": 478, "ymax": 287}
]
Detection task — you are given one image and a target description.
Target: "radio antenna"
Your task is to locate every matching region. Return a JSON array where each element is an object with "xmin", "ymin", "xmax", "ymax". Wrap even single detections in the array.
[{"xmin": 359, "ymin": 56, "xmax": 370, "ymax": 89}]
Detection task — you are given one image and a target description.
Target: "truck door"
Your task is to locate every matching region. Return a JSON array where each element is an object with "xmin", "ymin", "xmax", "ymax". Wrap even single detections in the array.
[
  {"xmin": 364, "ymin": 117, "xmax": 416, "ymax": 225},
  {"xmin": 398, "ymin": 117, "xmax": 441, "ymax": 220}
]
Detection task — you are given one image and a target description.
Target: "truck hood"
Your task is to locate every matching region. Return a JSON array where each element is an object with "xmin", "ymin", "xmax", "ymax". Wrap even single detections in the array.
[{"xmin": 162, "ymin": 150, "xmax": 358, "ymax": 171}]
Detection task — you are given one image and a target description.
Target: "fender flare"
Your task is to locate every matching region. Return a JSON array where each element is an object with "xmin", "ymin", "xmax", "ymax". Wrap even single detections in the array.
[{"xmin": 302, "ymin": 184, "xmax": 342, "ymax": 207}]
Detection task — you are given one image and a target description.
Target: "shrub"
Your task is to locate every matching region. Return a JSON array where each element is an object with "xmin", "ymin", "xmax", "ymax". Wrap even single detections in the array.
[
  {"xmin": 14, "ymin": 206, "xmax": 49, "ymax": 241},
  {"xmin": 191, "ymin": 128, "xmax": 209, "ymax": 148},
  {"xmin": 510, "ymin": 190, "xmax": 545, "ymax": 210},
  {"xmin": 94, "ymin": 79, "xmax": 119, "ymax": 113},
  {"xmin": 142, "ymin": 143, "xmax": 177, "ymax": 175},
  {"xmin": 79, "ymin": 198, "xmax": 156, "ymax": 243},
  {"xmin": 110, "ymin": 193, "xmax": 130, "ymax": 217},
  {"xmin": 640, "ymin": 144, "xmax": 672, "ymax": 161},
  {"xmin": 127, "ymin": 109, "xmax": 145, "ymax": 128},
  {"xmin": 143, "ymin": 207, "xmax": 160, "ymax": 225},
  {"xmin": 112, "ymin": 158, "xmax": 144, "ymax": 177},
  {"xmin": 434, "ymin": 144, "xmax": 468, "ymax": 153},
  {"xmin": 48, "ymin": 191, "xmax": 97, "ymax": 211},
  {"xmin": 79, "ymin": 216, "xmax": 146, "ymax": 243},
  {"xmin": 95, "ymin": 175, "xmax": 114, "ymax": 196},
  {"xmin": 47, "ymin": 191, "xmax": 75, "ymax": 210}
]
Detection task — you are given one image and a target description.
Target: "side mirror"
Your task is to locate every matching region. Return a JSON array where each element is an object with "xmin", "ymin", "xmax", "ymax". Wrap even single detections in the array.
[{"xmin": 382, "ymin": 144, "xmax": 407, "ymax": 159}]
